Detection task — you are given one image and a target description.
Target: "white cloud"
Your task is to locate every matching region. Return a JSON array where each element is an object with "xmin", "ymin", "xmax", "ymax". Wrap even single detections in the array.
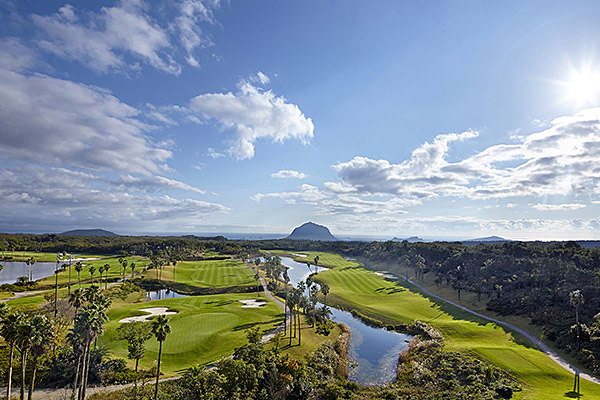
[
  {"xmin": 532, "ymin": 203, "xmax": 586, "ymax": 211},
  {"xmin": 333, "ymin": 108, "xmax": 600, "ymax": 201},
  {"xmin": 0, "ymin": 165, "xmax": 227, "ymax": 232},
  {"xmin": 271, "ymin": 170, "xmax": 307, "ymax": 179},
  {"xmin": 207, "ymin": 147, "xmax": 226, "ymax": 159},
  {"xmin": 173, "ymin": 0, "xmax": 220, "ymax": 68},
  {"xmin": 0, "ymin": 64, "xmax": 170, "ymax": 175},
  {"xmin": 32, "ymin": 0, "xmax": 181, "ymax": 74},
  {"xmin": 190, "ymin": 81, "xmax": 314, "ymax": 160}
]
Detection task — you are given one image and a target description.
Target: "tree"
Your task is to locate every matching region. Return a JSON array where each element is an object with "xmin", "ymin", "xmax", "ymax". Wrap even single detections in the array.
[
  {"xmin": 314, "ymin": 255, "xmax": 320, "ymax": 273},
  {"xmin": 89, "ymin": 265, "xmax": 96, "ymax": 285},
  {"xmin": 1, "ymin": 311, "xmax": 22, "ymax": 400},
  {"xmin": 121, "ymin": 259, "xmax": 128, "ymax": 281},
  {"xmin": 118, "ymin": 322, "xmax": 152, "ymax": 396},
  {"xmin": 254, "ymin": 272, "xmax": 260, "ymax": 297},
  {"xmin": 283, "ymin": 268, "xmax": 290, "ymax": 336},
  {"xmin": 570, "ymin": 290, "xmax": 584, "ymax": 351},
  {"xmin": 152, "ymin": 315, "xmax": 172, "ymax": 400},
  {"xmin": 16, "ymin": 317, "xmax": 33, "ymax": 400},
  {"xmin": 130, "ymin": 262, "xmax": 136, "ymax": 288},
  {"xmin": 69, "ymin": 289, "xmax": 84, "ymax": 317},
  {"xmin": 27, "ymin": 314, "xmax": 54, "ymax": 400},
  {"xmin": 77, "ymin": 302, "xmax": 110, "ymax": 400},
  {"xmin": 74, "ymin": 262, "xmax": 84, "ymax": 289},
  {"xmin": 320, "ymin": 282, "xmax": 330, "ymax": 308}
]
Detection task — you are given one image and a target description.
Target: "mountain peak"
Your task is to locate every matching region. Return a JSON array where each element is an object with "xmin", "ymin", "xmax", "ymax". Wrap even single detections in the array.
[
  {"xmin": 286, "ymin": 222, "xmax": 337, "ymax": 241},
  {"xmin": 60, "ymin": 228, "xmax": 118, "ymax": 237}
]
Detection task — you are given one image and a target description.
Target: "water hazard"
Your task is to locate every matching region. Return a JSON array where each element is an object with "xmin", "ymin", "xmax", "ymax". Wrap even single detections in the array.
[
  {"xmin": 278, "ymin": 255, "xmax": 411, "ymax": 385},
  {"xmin": 0, "ymin": 261, "xmax": 58, "ymax": 285}
]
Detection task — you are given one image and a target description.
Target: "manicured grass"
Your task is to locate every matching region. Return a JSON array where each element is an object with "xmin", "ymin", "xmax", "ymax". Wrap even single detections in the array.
[
  {"xmin": 142, "ymin": 259, "xmax": 255, "ymax": 288},
  {"xmin": 101, "ymin": 293, "xmax": 283, "ymax": 375},
  {"xmin": 265, "ymin": 250, "xmax": 357, "ymax": 270},
  {"xmin": 1, "ymin": 251, "xmax": 106, "ymax": 262},
  {"xmin": 315, "ymin": 259, "xmax": 600, "ymax": 399},
  {"xmin": 36, "ymin": 256, "xmax": 148, "ymax": 287}
]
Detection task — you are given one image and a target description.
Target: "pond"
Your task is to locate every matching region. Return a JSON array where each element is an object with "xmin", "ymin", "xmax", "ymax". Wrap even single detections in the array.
[
  {"xmin": 0, "ymin": 261, "xmax": 59, "ymax": 285},
  {"xmin": 279, "ymin": 255, "xmax": 412, "ymax": 385},
  {"xmin": 145, "ymin": 288, "xmax": 190, "ymax": 301}
]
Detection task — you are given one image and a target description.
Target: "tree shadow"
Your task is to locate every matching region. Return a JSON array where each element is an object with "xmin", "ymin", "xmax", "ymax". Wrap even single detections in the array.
[{"xmin": 564, "ymin": 391, "xmax": 583, "ymax": 398}]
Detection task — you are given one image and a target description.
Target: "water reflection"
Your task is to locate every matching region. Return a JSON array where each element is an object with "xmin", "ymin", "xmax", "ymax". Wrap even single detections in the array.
[
  {"xmin": 0, "ymin": 261, "xmax": 59, "ymax": 285},
  {"xmin": 145, "ymin": 288, "xmax": 189, "ymax": 301}
]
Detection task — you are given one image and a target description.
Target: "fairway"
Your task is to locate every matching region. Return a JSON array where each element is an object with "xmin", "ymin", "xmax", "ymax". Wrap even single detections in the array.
[
  {"xmin": 101, "ymin": 293, "xmax": 283, "ymax": 375},
  {"xmin": 156, "ymin": 259, "xmax": 255, "ymax": 288},
  {"xmin": 316, "ymin": 259, "xmax": 600, "ymax": 399},
  {"xmin": 36, "ymin": 256, "xmax": 148, "ymax": 287}
]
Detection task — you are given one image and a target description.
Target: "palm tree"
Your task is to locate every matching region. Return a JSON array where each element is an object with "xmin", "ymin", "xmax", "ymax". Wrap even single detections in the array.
[
  {"xmin": 68, "ymin": 254, "xmax": 73, "ymax": 295},
  {"xmin": 89, "ymin": 265, "xmax": 96, "ymax": 285},
  {"xmin": 320, "ymin": 282, "xmax": 330, "ymax": 308},
  {"xmin": 313, "ymin": 255, "xmax": 320, "ymax": 274},
  {"xmin": 102, "ymin": 263, "xmax": 110, "ymax": 289},
  {"xmin": 152, "ymin": 315, "xmax": 171, "ymax": 400},
  {"xmin": 130, "ymin": 262, "xmax": 136, "ymax": 288},
  {"xmin": 78, "ymin": 302, "xmax": 109, "ymax": 400},
  {"xmin": 570, "ymin": 290, "xmax": 584, "ymax": 351},
  {"xmin": 1, "ymin": 311, "xmax": 22, "ymax": 400},
  {"xmin": 27, "ymin": 314, "xmax": 53, "ymax": 400},
  {"xmin": 69, "ymin": 289, "xmax": 84, "ymax": 318},
  {"xmin": 16, "ymin": 317, "xmax": 33, "ymax": 400},
  {"xmin": 74, "ymin": 262, "xmax": 84, "ymax": 289},
  {"xmin": 121, "ymin": 259, "xmax": 128, "ymax": 281},
  {"xmin": 254, "ymin": 273, "xmax": 260, "ymax": 297},
  {"xmin": 283, "ymin": 268, "xmax": 290, "ymax": 335}
]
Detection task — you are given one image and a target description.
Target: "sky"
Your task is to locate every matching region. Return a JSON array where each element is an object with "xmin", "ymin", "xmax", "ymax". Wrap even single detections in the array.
[{"xmin": 1, "ymin": 0, "xmax": 600, "ymax": 240}]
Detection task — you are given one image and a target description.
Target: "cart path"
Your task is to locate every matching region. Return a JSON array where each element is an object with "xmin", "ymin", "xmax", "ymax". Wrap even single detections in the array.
[{"xmin": 385, "ymin": 269, "xmax": 600, "ymax": 385}]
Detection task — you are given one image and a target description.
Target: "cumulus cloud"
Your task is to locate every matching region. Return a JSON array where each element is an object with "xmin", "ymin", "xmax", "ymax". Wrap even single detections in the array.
[
  {"xmin": 271, "ymin": 170, "xmax": 307, "ymax": 179},
  {"xmin": 333, "ymin": 109, "xmax": 600, "ymax": 201},
  {"xmin": 190, "ymin": 81, "xmax": 314, "ymax": 160}
]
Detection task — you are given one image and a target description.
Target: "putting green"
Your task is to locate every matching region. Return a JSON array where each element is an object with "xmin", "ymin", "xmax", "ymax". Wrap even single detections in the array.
[
  {"xmin": 316, "ymin": 260, "xmax": 600, "ymax": 399},
  {"xmin": 101, "ymin": 293, "xmax": 283, "ymax": 375}
]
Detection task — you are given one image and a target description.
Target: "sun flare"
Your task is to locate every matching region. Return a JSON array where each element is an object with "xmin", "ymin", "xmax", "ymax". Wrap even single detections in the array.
[{"xmin": 561, "ymin": 64, "xmax": 600, "ymax": 106}]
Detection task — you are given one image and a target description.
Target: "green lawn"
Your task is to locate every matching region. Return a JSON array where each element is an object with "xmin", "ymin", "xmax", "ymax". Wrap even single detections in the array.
[
  {"xmin": 36, "ymin": 256, "xmax": 148, "ymax": 287},
  {"xmin": 315, "ymin": 259, "xmax": 600, "ymax": 399},
  {"xmin": 145, "ymin": 259, "xmax": 255, "ymax": 288},
  {"xmin": 1, "ymin": 251, "xmax": 106, "ymax": 262},
  {"xmin": 101, "ymin": 293, "xmax": 283, "ymax": 375}
]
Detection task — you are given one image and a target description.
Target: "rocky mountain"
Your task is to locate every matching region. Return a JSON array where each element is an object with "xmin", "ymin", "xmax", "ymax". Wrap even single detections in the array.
[
  {"xmin": 286, "ymin": 222, "xmax": 337, "ymax": 241},
  {"xmin": 60, "ymin": 229, "xmax": 118, "ymax": 237}
]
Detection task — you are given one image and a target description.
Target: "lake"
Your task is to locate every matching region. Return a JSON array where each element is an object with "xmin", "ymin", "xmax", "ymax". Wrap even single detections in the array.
[{"xmin": 0, "ymin": 260, "xmax": 59, "ymax": 285}]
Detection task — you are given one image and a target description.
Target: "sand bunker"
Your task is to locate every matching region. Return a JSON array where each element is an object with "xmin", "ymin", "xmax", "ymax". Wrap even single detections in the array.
[
  {"xmin": 119, "ymin": 307, "xmax": 177, "ymax": 323},
  {"xmin": 375, "ymin": 272, "xmax": 397, "ymax": 280},
  {"xmin": 239, "ymin": 299, "xmax": 268, "ymax": 308},
  {"xmin": 293, "ymin": 253, "xmax": 308, "ymax": 257}
]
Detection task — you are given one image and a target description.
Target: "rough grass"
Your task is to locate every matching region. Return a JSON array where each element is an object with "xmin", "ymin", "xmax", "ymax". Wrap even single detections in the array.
[
  {"xmin": 315, "ymin": 257, "xmax": 600, "ymax": 399},
  {"xmin": 101, "ymin": 293, "xmax": 283, "ymax": 375}
]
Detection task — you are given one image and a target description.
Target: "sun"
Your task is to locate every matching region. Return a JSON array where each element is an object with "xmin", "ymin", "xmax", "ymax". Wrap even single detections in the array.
[{"xmin": 561, "ymin": 63, "xmax": 600, "ymax": 107}]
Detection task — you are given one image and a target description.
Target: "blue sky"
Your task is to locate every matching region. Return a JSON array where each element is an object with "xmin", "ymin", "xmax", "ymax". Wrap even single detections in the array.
[{"xmin": 2, "ymin": 0, "xmax": 600, "ymax": 240}]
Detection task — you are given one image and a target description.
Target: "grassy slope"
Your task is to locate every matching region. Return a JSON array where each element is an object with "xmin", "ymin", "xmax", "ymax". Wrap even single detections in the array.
[
  {"xmin": 101, "ymin": 292, "xmax": 283, "ymax": 375},
  {"xmin": 1, "ymin": 251, "xmax": 106, "ymax": 262},
  {"xmin": 312, "ymin": 255, "xmax": 600, "ymax": 399},
  {"xmin": 36, "ymin": 256, "xmax": 148, "ymax": 287}
]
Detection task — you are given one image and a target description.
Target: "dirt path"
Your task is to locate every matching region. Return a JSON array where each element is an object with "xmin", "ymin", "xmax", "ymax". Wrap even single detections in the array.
[{"xmin": 387, "ymin": 269, "xmax": 600, "ymax": 385}]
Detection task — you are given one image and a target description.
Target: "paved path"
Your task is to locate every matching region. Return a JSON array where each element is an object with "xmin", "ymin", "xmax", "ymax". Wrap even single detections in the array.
[
  {"xmin": 384, "ymin": 268, "xmax": 600, "ymax": 385},
  {"xmin": 244, "ymin": 261, "xmax": 291, "ymax": 343}
]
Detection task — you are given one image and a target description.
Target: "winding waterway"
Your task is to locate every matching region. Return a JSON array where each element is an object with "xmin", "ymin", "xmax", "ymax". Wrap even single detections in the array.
[{"xmin": 278, "ymin": 256, "xmax": 411, "ymax": 385}]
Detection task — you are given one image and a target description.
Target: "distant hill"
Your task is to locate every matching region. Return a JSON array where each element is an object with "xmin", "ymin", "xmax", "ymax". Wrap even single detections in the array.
[
  {"xmin": 468, "ymin": 235, "xmax": 510, "ymax": 242},
  {"xmin": 60, "ymin": 229, "xmax": 118, "ymax": 237},
  {"xmin": 286, "ymin": 222, "xmax": 337, "ymax": 241},
  {"xmin": 392, "ymin": 236, "xmax": 424, "ymax": 243}
]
